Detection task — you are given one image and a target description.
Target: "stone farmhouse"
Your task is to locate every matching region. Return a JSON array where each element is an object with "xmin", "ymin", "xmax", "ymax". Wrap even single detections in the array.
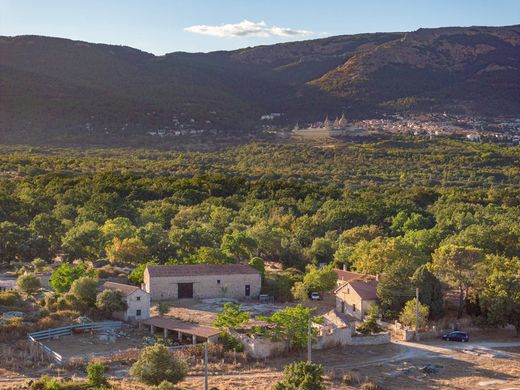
[
  {"xmin": 335, "ymin": 278, "xmax": 378, "ymax": 321},
  {"xmin": 333, "ymin": 268, "xmax": 374, "ymax": 286},
  {"xmin": 143, "ymin": 264, "xmax": 261, "ymax": 301},
  {"xmin": 100, "ymin": 281, "xmax": 150, "ymax": 322}
]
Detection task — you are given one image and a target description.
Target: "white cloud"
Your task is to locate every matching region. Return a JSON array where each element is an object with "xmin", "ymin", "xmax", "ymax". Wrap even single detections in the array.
[{"xmin": 185, "ymin": 20, "xmax": 313, "ymax": 38}]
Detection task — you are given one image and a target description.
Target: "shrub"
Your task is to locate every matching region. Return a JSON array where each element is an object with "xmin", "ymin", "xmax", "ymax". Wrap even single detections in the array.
[
  {"xmin": 28, "ymin": 375, "xmax": 61, "ymax": 390},
  {"xmin": 68, "ymin": 276, "xmax": 98, "ymax": 311},
  {"xmin": 343, "ymin": 371, "xmax": 361, "ymax": 385},
  {"xmin": 356, "ymin": 307, "xmax": 384, "ymax": 335},
  {"xmin": 130, "ymin": 344, "xmax": 187, "ymax": 385},
  {"xmin": 96, "ymin": 289, "xmax": 126, "ymax": 314},
  {"xmin": 361, "ymin": 380, "xmax": 381, "ymax": 390},
  {"xmin": 33, "ymin": 316, "xmax": 60, "ymax": 331},
  {"xmin": 399, "ymin": 298, "xmax": 429, "ymax": 329},
  {"xmin": 16, "ymin": 273, "xmax": 41, "ymax": 295},
  {"xmin": 0, "ymin": 291, "xmax": 20, "ymax": 306},
  {"xmin": 151, "ymin": 381, "xmax": 176, "ymax": 390},
  {"xmin": 220, "ymin": 332, "xmax": 244, "ymax": 352},
  {"xmin": 157, "ymin": 302, "xmax": 169, "ymax": 316},
  {"xmin": 86, "ymin": 362, "xmax": 108, "ymax": 386},
  {"xmin": 273, "ymin": 361, "xmax": 325, "ymax": 390}
]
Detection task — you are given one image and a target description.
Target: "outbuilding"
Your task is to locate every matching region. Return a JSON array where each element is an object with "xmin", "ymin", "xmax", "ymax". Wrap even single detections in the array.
[
  {"xmin": 100, "ymin": 281, "xmax": 150, "ymax": 322},
  {"xmin": 143, "ymin": 264, "xmax": 261, "ymax": 301}
]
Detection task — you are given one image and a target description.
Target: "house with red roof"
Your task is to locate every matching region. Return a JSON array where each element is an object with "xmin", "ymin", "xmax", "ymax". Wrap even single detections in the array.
[{"xmin": 335, "ymin": 277, "xmax": 379, "ymax": 321}]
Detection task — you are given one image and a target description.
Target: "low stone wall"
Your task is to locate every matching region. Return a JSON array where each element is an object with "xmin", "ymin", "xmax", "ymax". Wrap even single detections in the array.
[
  {"xmin": 314, "ymin": 327, "xmax": 352, "ymax": 349},
  {"xmin": 349, "ymin": 332, "xmax": 391, "ymax": 345},
  {"xmin": 232, "ymin": 331, "xmax": 286, "ymax": 359}
]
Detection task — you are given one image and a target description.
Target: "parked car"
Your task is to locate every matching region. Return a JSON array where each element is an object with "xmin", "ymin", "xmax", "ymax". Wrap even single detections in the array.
[
  {"xmin": 310, "ymin": 292, "xmax": 321, "ymax": 301},
  {"xmin": 442, "ymin": 331, "xmax": 469, "ymax": 342}
]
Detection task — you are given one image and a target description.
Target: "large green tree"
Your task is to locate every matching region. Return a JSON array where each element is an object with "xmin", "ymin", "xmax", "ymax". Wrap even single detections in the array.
[{"xmin": 432, "ymin": 244, "xmax": 484, "ymax": 318}]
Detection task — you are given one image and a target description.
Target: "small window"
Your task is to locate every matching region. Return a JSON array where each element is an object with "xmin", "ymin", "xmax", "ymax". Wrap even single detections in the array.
[
  {"xmin": 136, "ymin": 296, "xmax": 141, "ymax": 301},
  {"xmin": 352, "ymin": 304, "xmax": 356, "ymax": 312},
  {"xmin": 217, "ymin": 280, "xmax": 221, "ymax": 284},
  {"xmin": 136, "ymin": 309, "xmax": 142, "ymax": 317}
]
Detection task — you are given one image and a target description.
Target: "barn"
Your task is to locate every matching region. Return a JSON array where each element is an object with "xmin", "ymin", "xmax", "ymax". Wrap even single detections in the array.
[{"xmin": 143, "ymin": 264, "xmax": 262, "ymax": 301}]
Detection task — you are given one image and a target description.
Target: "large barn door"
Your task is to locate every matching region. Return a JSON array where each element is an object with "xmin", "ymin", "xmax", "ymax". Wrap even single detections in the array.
[{"xmin": 178, "ymin": 283, "xmax": 193, "ymax": 299}]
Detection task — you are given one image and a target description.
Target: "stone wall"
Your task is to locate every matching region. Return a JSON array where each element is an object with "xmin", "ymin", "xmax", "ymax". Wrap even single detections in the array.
[
  {"xmin": 144, "ymin": 272, "xmax": 261, "ymax": 301},
  {"xmin": 349, "ymin": 332, "xmax": 391, "ymax": 345},
  {"xmin": 232, "ymin": 331, "xmax": 286, "ymax": 359}
]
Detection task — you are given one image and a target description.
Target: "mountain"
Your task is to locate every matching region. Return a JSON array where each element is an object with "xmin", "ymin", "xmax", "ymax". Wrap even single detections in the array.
[{"xmin": 0, "ymin": 25, "xmax": 519, "ymax": 144}]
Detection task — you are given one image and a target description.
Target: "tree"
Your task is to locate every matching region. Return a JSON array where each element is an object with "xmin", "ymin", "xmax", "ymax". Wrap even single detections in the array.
[
  {"xmin": 248, "ymin": 257, "xmax": 265, "ymax": 280},
  {"xmin": 376, "ymin": 258, "xmax": 417, "ymax": 319},
  {"xmin": 412, "ymin": 264, "xmax": 444, "ymax": 318},
  {"xmin": 260, "ymin": 304, "xmax": 317, "ymax": 351},
  {"xmin": 274, "ymin": 361, "xmax": 325, "ymax": 390},
  {"xmin": 130, "ymin": 344, "xmax": 187, "ymax": 385},
  {"xmin": 291, "ymin": 265, "xmax": 337, "ymax": 300},
  {"xmin": 96, "ymin": 289, "xmax": 127, "ymax": 314},
  {"xmin": 61, "ymin": 221, "xmax": 102, "ymax": 261},
  {"xmin": 480, "ymin": 255, "xmax": 520, "ymax": 336},
  {"xmin": 399, "ymin": 298, "xmax": 429, "ymax": 330},
  {"xmin": 87, "ymin": 362, "xmax": 108, "ymax": 387},
  {"xmin": 185, "ymin": 246, "xmax": 233, "ymax": 265},
  {"xmin": 157, "ymin": 302, "xmax": 169, "ymax": 316},
  {"xmin": 29, "ymin": 213, "xmax": 64, "ymax": 253},
  {"xmin": 356, "ymin": 305, "xmax": 384, "ymax": 335},
  {"xmin": 308, "ymin": 237, "xmax": 334, "ymax": 264},
  {"xmin": 16, "ymin": 273, "xmax": 41, "ymax": 295},
  {"xmin": 129, "ymin": 262, "xmax": 158, "ymax": 285},
  {"xmin": 68, "ymin": 276, "xmax": 98, "ymax": 310},
  {"xmin": 101, "ymin": 217, "xmax": 137, "ymax": 243},
  {"xmin": 351, "ymin": 237, "xmax": 425, "ymax": 275},
  {"xmin": 214, "ymin": 302, "xmax": 250, "ymax": 331},
  {"xmin": 0, "ymin": 221, "xmax": 33, "ymax": 264},
  {"xmin": 221, "ymin": 231, "xmax": 257, "ymax": 262},
  {"xmin": 432, "ymin": 245, "xmax": 484, "ymax": 318},
  {"xmin": 106, "ymin": 237, "xmax": 149, "ymax": 263},
  {"xmin": 50, "ymin": 263, "xmax": 94, "ymax": 293}
]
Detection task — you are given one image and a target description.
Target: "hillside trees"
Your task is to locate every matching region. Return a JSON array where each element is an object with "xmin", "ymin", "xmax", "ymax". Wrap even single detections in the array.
[{"xmin": 432, "ymin": 245, "xmax": 484, "ymax": 318}]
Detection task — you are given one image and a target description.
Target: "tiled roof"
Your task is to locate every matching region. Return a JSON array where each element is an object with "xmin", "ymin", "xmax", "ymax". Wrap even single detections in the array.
[
  {"xmin": 349, "ymin": 279, "xmax": 379, "ymax": 300},
  {"xmin": 146, "ymin": 264, "xmax": 260, "ymax": 278},
  {"xmin": 143, "ymin": 316, "xmax": 220, "ymax": 338},
  {"xmin": 101, "ymin": 281, "xmax": 141, "ymax": 297},
  {"xmin": 334, "ymin": 269, "xmax": 373, "ymax": 283}
]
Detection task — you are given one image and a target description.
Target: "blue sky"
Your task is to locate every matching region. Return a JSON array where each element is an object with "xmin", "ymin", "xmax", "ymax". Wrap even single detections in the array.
[{"xmin": 1, "ymin": 0, "xmax": 518, "ymax": 54}]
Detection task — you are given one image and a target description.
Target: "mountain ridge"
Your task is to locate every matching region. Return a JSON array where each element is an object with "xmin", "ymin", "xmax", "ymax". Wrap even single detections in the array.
[{"xmin": 1, "ymin": 25, "xmax": 519, "ymax": 145}]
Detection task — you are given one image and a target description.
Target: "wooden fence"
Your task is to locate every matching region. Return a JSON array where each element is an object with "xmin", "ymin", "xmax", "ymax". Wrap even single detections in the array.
[{"xmin": 27, "ymin": 321, "xmax": 122, "ymax": 364}]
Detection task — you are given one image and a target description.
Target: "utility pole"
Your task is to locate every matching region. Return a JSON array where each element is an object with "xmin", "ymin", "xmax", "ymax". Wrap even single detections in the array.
[
  {"xmin": 415, "ymin": 287, "xmax": 419, "ymax": 341},
  {"xmin": 307, "ymin": 319, "xmax": 312, "ymax": 362},
  {"xmin": 204, "ymin": 342, "xmax": 209, "ymax": 390}
]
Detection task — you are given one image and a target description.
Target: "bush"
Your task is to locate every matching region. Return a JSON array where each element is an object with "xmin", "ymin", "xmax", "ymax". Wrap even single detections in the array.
[
  {"xmin": 33, "ymin": 316, "xmax": 60, "ymax": 331},
  {"xmin": 16, "ymin": 273, "xmax": 41, "ymax": 295},
  {"xmin": 130, "ymin": 344, "xmax": 187, "ymax": 385},
  {"xmin": 399, "ymin": 298, "xmax": 429, "ymax": 329},
  {"xmin": 86, "ymin": 362, "xmax": 108, "ymax": 386},
  {"xmin": 273, "ymin": 361, "xmax": 325, "ymax": 390},
  {"xmin": 96, "ymin": 289, "xmax": 126, "ymax": 314},
  {"xmin": 150, "ymin": 381, "xmax": 176, "ymax": 390},
  {"xmin": 157, "ymin": 302, "xmax": 169, "ymax": 316},
  {"xmin": 68, "ymin": 276, "xmax": 98, "ymax": 309},
  {"xmin": 361, "ymin": 380, "xmax": 381, "ymax": 390},
  {"xmin": 356, "ymin": 307, "xmax": 384, "ymax": 335},
  {"xmin": 343, "ymin": 371, "xmax": 361, "ymax": 385},
  {"xmin": 220, "ymin": 332, "xmax": 244, "ymax": 352},
  {"xmin": 0, "ymin": 317, "xmax": 28, "ymax": 341},
  {"xmin": 0, "ymin": 291, "xmax": 20, "ymax": 306}
]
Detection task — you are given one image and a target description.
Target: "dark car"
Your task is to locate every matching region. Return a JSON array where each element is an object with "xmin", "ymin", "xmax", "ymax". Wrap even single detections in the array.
[{"xmin": 442, "ymin": 331, "xmax": 469, "ymax": 342}]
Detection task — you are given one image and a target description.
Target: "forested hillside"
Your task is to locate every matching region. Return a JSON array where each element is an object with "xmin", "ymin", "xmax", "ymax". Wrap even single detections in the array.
[
  {"xmin": 1, "ymin": 138, "xmax": 518, "ymax": 318},
  {"xmin": 1, "ymin": 25, "xmax": 519, "ymax": 144}
]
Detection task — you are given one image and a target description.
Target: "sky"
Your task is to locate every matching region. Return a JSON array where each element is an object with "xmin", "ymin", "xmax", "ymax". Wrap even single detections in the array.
[{"xmin": 1, "ymin": 0, "xmax": 519, "ymax": 55}]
